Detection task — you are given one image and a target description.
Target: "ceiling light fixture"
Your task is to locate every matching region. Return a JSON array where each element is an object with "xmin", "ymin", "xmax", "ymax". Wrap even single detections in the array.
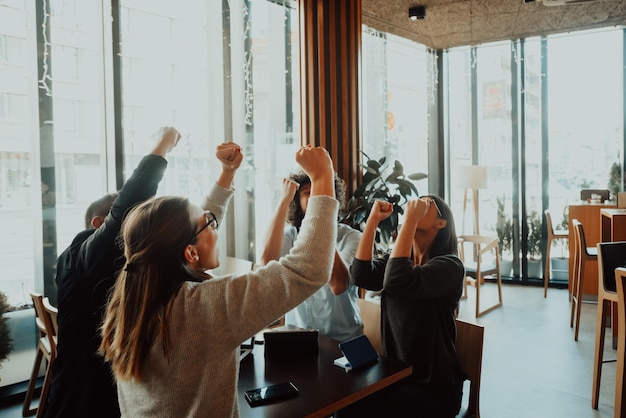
[{"xmin": 408, "ymin": 5, "xmax": 426, "ymax": 21}]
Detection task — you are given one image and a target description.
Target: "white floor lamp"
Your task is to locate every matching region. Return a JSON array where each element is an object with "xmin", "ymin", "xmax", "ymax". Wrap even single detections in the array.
[{"xmin": 457, "ymin": 165, "xmax": 488, "ymax": 235}]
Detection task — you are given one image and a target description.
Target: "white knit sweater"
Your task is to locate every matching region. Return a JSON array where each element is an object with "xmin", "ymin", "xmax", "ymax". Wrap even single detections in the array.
[{"xmin": 116, "ymin": 195, "xmax": 339, "ymax": 417}]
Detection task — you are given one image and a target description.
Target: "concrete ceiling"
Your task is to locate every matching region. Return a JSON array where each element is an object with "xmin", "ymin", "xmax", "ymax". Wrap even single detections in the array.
[{"xmin": 362, "ymin": 0, "xmax": 626, "ymax": 50}]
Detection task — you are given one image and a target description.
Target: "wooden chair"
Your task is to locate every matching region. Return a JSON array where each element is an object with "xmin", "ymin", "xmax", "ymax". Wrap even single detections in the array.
[
  {"xmin": 458, "ymin": 235, "xmax": 503, "ymax": 317},
  {"xmin": 544, "ymin": 209, "xmax": 569, "ymax": 298},
  {"xmin": 42, "ymin": 298, "xmax": 58, "ymax": 342},
  {"xmin": 356, "ymin": 298, "xmax": 383, "ymax": 354},
  {"xmin": 615, "ymin": 267, "xmax": 626, "ymax": 418},
  {"xmin": 570, "ymin": 219, "xmax": 597, "ymax": 341},
  {"xmin": 23, "ymin": 293, "xmax": 57, "ymax": 418},
  {"xmin": 455, "ymin": 318, "xmax": 485, "ymax": 418},
  {"xmin": 592, "ymin": 242, "xmax": 626, "ymax": 410}
]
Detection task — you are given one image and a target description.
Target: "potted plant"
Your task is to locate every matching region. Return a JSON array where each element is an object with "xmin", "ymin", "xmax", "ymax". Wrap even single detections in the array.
[
  {"xmin": 550, "ymin": 207, "xmax": 569, "ymax": 280},
  {"xmin": 608, "ymin": 162, "xmax": 622, "ymax": 202},
  {"xmin": 527, "ymin": 210, "xmax": 543, "ymax": 278},
  {"xmin": 0, "ymin": 291, "xmax": 13, "ymax": 373},
  {"xmin": 493, "ymin": 195, "xmax": 513, "ymax": 275},
  {"xmin": 341, "ymin": 153, "xmax": 427, "ymax": 254}
]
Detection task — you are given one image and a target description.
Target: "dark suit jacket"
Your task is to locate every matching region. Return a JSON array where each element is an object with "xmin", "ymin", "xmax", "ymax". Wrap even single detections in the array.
[{"xmin": 44, "ymin": 154, "xmax": 167, "ymax": 418}]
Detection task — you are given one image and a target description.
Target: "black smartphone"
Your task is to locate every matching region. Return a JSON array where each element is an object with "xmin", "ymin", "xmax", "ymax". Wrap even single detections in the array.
[{"xmin": 244, "ymin": 381, "xmax": 299, "ymax": 406}]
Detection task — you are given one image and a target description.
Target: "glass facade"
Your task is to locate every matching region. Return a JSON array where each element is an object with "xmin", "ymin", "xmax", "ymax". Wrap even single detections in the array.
[
  {"xmin": 444, "ymin": 28, "xmax": 624, "ymax": 283},
  {"xmin": 361, "ymin": 28, "xmax": 433, "ymax": 200},
  {"xmin": 0, "ymin": 0, "xmax": 299, "ymax": 387},
  {"xmin": 0, "ymin": 0, "xmax": 624, "ymax": 390}
]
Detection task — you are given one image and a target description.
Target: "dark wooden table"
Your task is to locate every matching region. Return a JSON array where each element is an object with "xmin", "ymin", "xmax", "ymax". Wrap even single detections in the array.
[{"xmin": 238, "ymin": 332, "xmax": 412, "ymax": 418}]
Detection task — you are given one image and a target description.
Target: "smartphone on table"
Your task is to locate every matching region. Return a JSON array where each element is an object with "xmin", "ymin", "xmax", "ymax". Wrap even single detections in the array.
[{"xmin": 244, "ymin": 381, "xmax": 299, "ymax": 406}]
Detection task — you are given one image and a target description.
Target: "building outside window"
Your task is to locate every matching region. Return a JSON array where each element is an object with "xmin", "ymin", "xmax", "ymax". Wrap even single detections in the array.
[{"xmin": 361, "ymin": 27, "xmax": 432, "ymax": 205}]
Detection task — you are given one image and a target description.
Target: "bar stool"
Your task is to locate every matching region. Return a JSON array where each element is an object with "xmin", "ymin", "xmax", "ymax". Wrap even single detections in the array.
[
  {"xmin": 615, "ymin": 267, "xmax": 626, "ymax": 418},
  {"xmin": 544, "ymin": 209, "xmax": 569, "ymax": 298},
  {"xmin": 592, "ymin": 241, "xmax": 626, "ymax": 410},
  {"xmin": 570, "ymin": 219, "xmax": 597, "ymax": 341}
]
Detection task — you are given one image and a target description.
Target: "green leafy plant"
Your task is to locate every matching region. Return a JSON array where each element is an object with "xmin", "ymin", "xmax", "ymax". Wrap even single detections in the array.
[
  {"xmin": 493, "ymin": 195, "xmax": 513, "ymax": 255},
  {"xmin": 557, "ymin": 206, "xmax": 568, "ymax": 231},
  {"xmin": 608, "ymin": 161, "xmax": 622, "ymax": 201},
  {"xmin": 0, "ymin": 291, "xmax": 13, "ymax": 367},
  {"xmin": 341, "ymin": 153, "xmax": 427, "ymax": 253},
  {"xmin": 527, "ymin": 210, "xmax": 543, "ymax": 260}
]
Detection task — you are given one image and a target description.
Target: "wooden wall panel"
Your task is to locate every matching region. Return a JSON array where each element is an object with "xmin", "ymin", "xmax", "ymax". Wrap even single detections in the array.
[{"xmin": 299, "ymin": 0, "xmax": 361, "ymax": 196}]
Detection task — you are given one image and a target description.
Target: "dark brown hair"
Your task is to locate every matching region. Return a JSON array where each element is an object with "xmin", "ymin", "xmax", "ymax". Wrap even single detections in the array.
[
  {"xmin": 84, "ymin": 193, "xmax": 118, "ymax": 228},
  {"xmin": 286, "ymin": 170, "xmax": 346, "ymax": 230},
  {"xmin": 422, "ymin": 194, "xmax": 458, "ymax": 257}
]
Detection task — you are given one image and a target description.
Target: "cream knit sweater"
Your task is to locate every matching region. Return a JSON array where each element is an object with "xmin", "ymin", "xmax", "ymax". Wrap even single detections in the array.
[{"xmin": 116, "ymin": 196, "xmax": 338, "ymax": 417}]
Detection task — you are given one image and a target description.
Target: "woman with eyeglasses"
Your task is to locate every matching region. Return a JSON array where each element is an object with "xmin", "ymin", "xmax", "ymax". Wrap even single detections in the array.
[
  {"xmin": 99, "ymin": 144, "xmax": 338, "ymax": 418},
  {"xmin": 336, "ymin": 195, "xmax": 464, "ymax": 418}
]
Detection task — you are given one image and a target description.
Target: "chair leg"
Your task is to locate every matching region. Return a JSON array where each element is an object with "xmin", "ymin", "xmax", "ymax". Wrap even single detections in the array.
[
  {"xmin": 35, "ymin": 358, "xmax": 54, "ymax": 418},
  {"xmin": 592, "ymin": 299, "xmax": 608, "ymax": 409},
  {"xmin": 544, "ymin": 238, "xmax": 552, "ymax": 298},
  {"xmin": 22, "ymin": 348, "xmax": 44, "ymax": 417},
  {"xmin": 616, "ymin": 324, "xmax": 626, "ymax": 418},
  {"xmin": 570, "ymin": 248, "xmax": 580, "ymax": 328},
  {"xmin": 497, "ymin": 266, "xmax": 503, "ymax": 305},
  {"xmin": 574, "ymin": 260, "xmax": 585, "ymax": 341},
  {"xmin": 475, "ymin": 275, "xmax": 481, "ymax": 318}
]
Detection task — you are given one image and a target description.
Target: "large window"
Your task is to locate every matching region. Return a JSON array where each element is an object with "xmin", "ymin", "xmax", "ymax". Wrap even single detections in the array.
[
  {"xmin": 118, "ymin": 0, "xmax": 299, "ymax": 262},
  {"xmin": 0, "ymin": 0, "xmax": 299, "ymax": 389},
  {"xmin": 546, "ymin": 29, "xmax": 623, "ymax": 210},
  {"xmin": 361, "ymin": 28, "xmax": 433, "ymax": 199},
  {"xmin": 445, "ymin": 28, "xmax": 624, "ymax": 282}
]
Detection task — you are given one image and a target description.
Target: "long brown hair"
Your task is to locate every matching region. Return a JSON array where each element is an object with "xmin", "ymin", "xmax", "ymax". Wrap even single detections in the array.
[
  {"xmin": 99, "ymin": 196, "xmax": 208, "ymax": 381},
  {"xmin": 422, "ymin": 194, "xmax": 458, "ymax": 258}
]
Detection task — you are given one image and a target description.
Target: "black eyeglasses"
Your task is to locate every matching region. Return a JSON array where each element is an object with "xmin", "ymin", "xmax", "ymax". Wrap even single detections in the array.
[{"xmin": 191, "ymin": 211, "xmax": 218, "ymax": 242}]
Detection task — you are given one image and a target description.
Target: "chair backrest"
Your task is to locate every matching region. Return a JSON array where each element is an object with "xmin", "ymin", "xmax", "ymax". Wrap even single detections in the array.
[
  {"xmin": 458, "ymin": 234, "xmax": 500, "ymax": 274},
  {"xmin": 545, "ymin": 209, "xmax": 568, "ymax": 236},
  {"xmin": 42, "ymin": 297, "xmax": 59, "ymax": 337},
  {"xmin": 455, "ymin": 318, "xmax": 485, "ymax": 418},
  {"xmin": 29, "ymin": 292, "xmax": 57, "ymax": 356},
  {"xmin": 580, "ymin": 189, "xmax": 609, "ymax": 202},
  {"xmin": 545, "ymin": 209, "xmax": 556, "ymax": 235},
  {"xmin": 356, "ymin": 298, "xmax": 383, "ymax": 354},
  {"xmin": 572, "ymin": 219, "xmax": 592, "ymax": 256},
  {"xmin": 597, "ymin": 242, "xmax": 626, "ymax": 293}
]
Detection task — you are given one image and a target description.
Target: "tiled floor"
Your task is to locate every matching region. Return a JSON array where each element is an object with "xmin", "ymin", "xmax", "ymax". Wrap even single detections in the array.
[{"xmin": 0, "ymin": 283, "xmax": 620, "ymax": 417}]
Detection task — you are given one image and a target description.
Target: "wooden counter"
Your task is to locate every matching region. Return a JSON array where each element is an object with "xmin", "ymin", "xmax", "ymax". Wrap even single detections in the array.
[
  {"xmin": 601, "ymin": 208, "xmax": 626, "ymax": 243},
  {"xmin": 569, "ymin": 202, "xmax": 617, "ymax": 300}
]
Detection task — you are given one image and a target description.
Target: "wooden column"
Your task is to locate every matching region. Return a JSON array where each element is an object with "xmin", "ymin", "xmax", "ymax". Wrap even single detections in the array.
[{"xmin": 299, "ymin": 0, "xmax": 361, "ymax": 194}]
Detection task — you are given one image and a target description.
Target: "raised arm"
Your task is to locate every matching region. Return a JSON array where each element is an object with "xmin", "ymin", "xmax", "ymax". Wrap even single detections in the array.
[
  {"xmin": 296, "ymin": 145, "xmax": 334, "ymax": 199},
  {"xmin": 200, "ymin": 141, "xmax": 243, "ymax": 222},
  {"xmin": 260, "ymin": 178, "xmax": 299, "ymax": 265},
  {"xmin": 149, "ymin": 126, "xmax": 181, "ymax": 157},
  {"xmin": 79, "ymin": 126, "xmax": 180, "ymax": 280},
  {"xmin": 215, "ymin": 141, "xmax": 243, "ymax": 190},
  {"xmin": 221, "ymin": 145, "xmax": 339, "ymax": 343},
  {"xmin": 354, "ymin": 200, "xmax": 393, "ymax": 261},
  {"xmin": 390, "ymin": 199, "xmax": 429, "ymax": 259}
]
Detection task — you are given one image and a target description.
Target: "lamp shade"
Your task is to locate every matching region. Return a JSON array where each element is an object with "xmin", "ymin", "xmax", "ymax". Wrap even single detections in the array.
[{"xmin": 456, "ymin": 165, "xmax": 488, "ymax": 189}]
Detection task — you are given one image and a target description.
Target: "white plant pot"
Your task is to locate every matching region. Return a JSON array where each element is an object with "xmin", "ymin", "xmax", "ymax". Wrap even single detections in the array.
[
  {"xmin": 550, "ymin": 257, "xmax": 569, "ymax": 280},
  {"xmin": 528, "ymin": 259, "xmax": 543, "ymax": 279}
]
